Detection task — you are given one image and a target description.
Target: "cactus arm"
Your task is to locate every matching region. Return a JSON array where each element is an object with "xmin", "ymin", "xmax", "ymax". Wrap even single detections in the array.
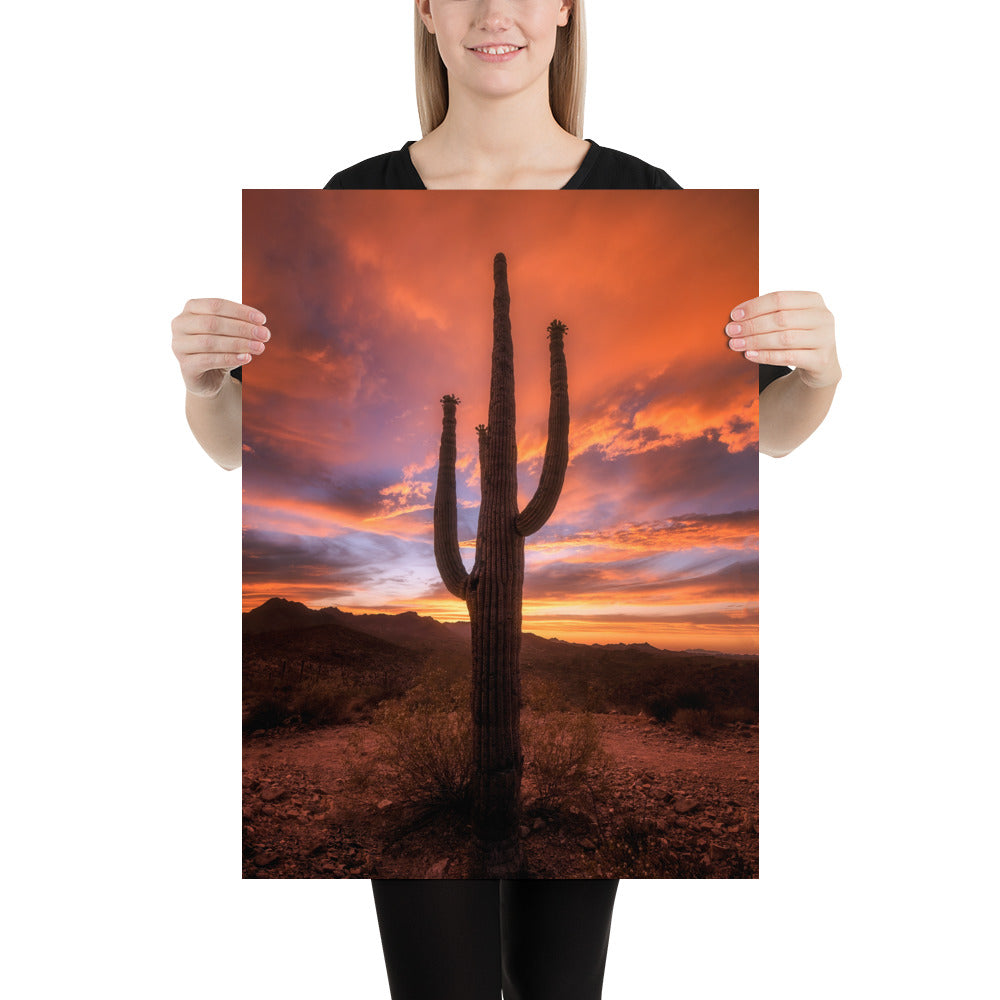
[
  {"xmin": 515, "ymin": 320, "xmax": 569, "ymax": 537},
  {"xmin": 433, "ymin": 394, "xmax": 469, "ymax": 600}
]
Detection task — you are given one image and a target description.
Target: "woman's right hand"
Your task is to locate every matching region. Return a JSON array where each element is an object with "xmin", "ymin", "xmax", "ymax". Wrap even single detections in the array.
[{"xmin": 171, "ymin": 297, "xmax": 270, "ymax": 397}]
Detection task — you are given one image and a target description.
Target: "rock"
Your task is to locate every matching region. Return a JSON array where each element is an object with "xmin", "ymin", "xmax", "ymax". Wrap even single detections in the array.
[
  {"xmin": 377, "ymin": 799, "xmax": 393, "ymax": 810},
  {"xmin": 532, "ymin": 818, "xmax": 545, "ymax": 831},
  {"xmin": 519, "ymin": 825, "xmax": 531, "ymax": 838},
  {"xmin": 260, "ymin": 786, "xmax": 286, "ymax": 802},
  {"xmin": 673, "ymin": 797, "xmax": 699, "ymax": 815},
  {"xmin": 254, "ymin": 851, "xmax": 280, "ymax": 867},
  {"xmin": 651, "ymin": 788, "xmax": 669, "ymax": 801},
  {"xmin": 426, "ymin": 859, "xmax": 450, "ymax": 877},
  {"xmin": 581, "ymin": 839, "xmax": 596, "ymax": 851}
]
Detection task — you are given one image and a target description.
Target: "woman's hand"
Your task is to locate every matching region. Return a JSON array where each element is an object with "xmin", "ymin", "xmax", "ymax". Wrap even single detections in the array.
[
  {"xmin": 726, "ymin": 291, "xmax": 841, "ymax": 457},
  {"xmin": 171, "ymin": 297, "xmax": 270, "ymax": 397},
  {"xmin": 725, "ymin": 290, "xmax": 840, "ymax": 389}
]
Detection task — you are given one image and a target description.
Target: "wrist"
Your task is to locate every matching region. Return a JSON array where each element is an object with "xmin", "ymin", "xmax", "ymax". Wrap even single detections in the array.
[{"xmin": 794, "ymin": 361, "xmax": 841, "ymax": 391}]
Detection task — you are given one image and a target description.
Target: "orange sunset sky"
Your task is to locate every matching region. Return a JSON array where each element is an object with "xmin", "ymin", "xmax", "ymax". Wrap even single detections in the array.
[{"xmin": 243, "ymin": 190, "xmax": 758, "ymax": 653}]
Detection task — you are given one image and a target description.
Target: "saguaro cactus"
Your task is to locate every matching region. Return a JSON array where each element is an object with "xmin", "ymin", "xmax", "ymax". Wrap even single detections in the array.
[{"xmin": 433, "ymin": 252, "xmax": 570, "ymax": 876}]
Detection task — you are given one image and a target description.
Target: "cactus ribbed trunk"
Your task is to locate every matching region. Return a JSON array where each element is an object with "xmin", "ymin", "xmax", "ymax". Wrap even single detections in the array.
[{"xmin": 433, "ymin": 253, "xmax": 570, "ymax": 877}]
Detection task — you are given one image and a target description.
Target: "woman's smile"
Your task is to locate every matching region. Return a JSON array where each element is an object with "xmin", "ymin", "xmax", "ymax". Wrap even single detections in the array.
[{"xmin": 466, "ymin": 43, "xmax": 526, "ymax": 62}]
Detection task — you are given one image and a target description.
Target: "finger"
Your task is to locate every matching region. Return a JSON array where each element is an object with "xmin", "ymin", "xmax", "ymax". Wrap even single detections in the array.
[
  {"xmin": 174, "ymin": 333, "xmax": 267, "ymax": 358},
  {"xmin": 172, "ymin": 312, "xmax": 270, "ymax": 343},
  {"xmin": 182, "ymin": 351, "xmax": 254, "ymax": 375},
  {"xmin": 730, "ymin": 290, "xmax": 824, "ymax": 321},
  {"xmin": 182, "ymin": 298, "xmax": 267, "ymax": 325},
  {"xmin": 726, "ymin": 328, "xmax": 825, "ymax": 354},
  {"xmin": 739, "ymin": 348, "xmax": 812, "ymax": 368},
  {"xmin": 724, "ymin": 306, "xmax": 827, "ymax": 340}
]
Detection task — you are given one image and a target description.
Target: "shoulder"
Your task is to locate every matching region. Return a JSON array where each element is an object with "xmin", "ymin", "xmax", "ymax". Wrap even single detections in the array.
[
  {"xmin": 324, "ymin": 143, "xmax": 424, "ymax": 190},
  {"xmin": 572, "ymin": 141, "xmax": 682, "ymax": 190}
]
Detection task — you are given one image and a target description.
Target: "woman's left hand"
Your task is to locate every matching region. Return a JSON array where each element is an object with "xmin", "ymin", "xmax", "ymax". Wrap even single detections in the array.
[{"xmin": 726, "ymin": 290, "xmax": 841, "ymax": 389}]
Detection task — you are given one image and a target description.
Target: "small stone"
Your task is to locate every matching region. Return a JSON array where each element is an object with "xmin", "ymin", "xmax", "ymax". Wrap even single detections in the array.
[
  {"xmin": 673, "ymin": 797, "xmax": 699, "ymax": 815},
  {"xmin": 254, "ymin": 851, "xmax": 280, "ymax": 867},
  {"xmin": 427, "ymin": 859, "xmax": 450, "ymax": 878},
  {"xmin": 377, "ymin": 799, "xmax": 393, "ymax": 810},
  {"xmin": 519, "ymin": 825, "xmax": 531, "ymax": 838},
  {"xmin": 532, "ymin": 818, "xmax": 545, "ymax": 831},
  {"xmin": 260, "ymin": 786, "xmax": 286, "ymax": 802},
  {"xmin": 581, "ymin": 838, "xmax": 596, "ymax": 851}
]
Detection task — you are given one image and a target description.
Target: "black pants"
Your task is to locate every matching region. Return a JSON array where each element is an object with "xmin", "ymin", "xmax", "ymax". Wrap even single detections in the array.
[{"xmin": 371, "ymin": 879, "xmax": 619, "ymax": 1000}]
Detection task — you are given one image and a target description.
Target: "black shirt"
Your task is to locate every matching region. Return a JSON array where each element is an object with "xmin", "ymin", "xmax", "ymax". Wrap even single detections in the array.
[
  {"xmin": 234, "ymin": 141, "xmax": 791, "ymax": 392},
  {"xmin": 324, "ymin": 139, "xmax": 680, "ymax": 191}
]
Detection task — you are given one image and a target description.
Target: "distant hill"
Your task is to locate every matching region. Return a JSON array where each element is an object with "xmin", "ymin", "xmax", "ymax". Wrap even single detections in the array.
[
  {"xmin": 244, "ymin": 597, "xmax": 469, "ymax": 653},
  {"xmin": 243, "ymin": 599, "xmax": 758, "ymax": 715}
]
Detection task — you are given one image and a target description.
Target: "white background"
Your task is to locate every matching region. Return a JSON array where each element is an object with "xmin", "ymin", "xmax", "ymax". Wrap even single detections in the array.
[{"xmin": 4, "ymin": 1, "xmax": 995, "ymax": 997}]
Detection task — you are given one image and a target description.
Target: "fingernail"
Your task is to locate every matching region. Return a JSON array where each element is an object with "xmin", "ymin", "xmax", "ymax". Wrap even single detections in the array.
[
  {"xmin": 252, "ymin": 311, "xmax": 267, "ymax": 324},
  {"xmin": 730, "ymin": 338, "xmax": 746, "ymax": 350},
  {"xmin": 745, "ymin": 350, "xmax": 759, "ymax": 359},
  {"xmin": 250, "ymin": 341, "xmax": 265, "ymax": 354},
  {"xmin": 238, "ymin": 353, "xmax": 251, "ymax": 363},
  {"xmin": 731, "ymin": 308, "xmax": 746, "ymax": 320},
  {"xmin": 726, "ymin": 323, "xmax": 742, "ymax": 336}
]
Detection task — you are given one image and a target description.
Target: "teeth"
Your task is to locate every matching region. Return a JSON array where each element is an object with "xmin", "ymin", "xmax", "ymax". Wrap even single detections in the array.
[{"xmin": 477, "ymin": 45, "xmax": 520, "ymax": 55}]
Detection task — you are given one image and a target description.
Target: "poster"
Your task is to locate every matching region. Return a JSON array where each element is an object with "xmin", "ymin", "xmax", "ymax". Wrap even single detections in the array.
[{"xmin": 242, "ymin": 190, "xmax": 758, "ymax": 879}]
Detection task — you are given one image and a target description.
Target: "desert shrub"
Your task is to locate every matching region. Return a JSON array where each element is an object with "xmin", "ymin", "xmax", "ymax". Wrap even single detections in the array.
[
  {"xmin": 647, "ymin": 694, "xmax": 675, "ymax": 724},
  {"xmin": 521, "ymin": 709, "xmax": 610, "ymax": 812},
  {"xmin": 243, "ymin": 677, "xmax": 382, "ymax": 731},
  {"xmin": 243, "ymin": 692, "xmax": 288, "ymax": 732},
  {"xmin": 716, "ymin": 705, "xmax": 758, "ymax": 725},
  {"xmin": 646, "ymin": 686, "xmax": 716, "ymax": 725},
  {"xmin": 674, "ymin": 707, "xmax": 714, "ymax": 737},
  {"xmin": 368, "ymin": 664, "xmax": 473, "ymax": 809},
  {"xmin": 287, "ymin": 679, "xmax": 367, "ymax": 726}
]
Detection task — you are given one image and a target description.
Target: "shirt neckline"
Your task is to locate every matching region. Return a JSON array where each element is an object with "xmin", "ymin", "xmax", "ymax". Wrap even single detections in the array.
[{"xmin": 400, "ymin": 139, "xmax": 599, "ymax": 190}]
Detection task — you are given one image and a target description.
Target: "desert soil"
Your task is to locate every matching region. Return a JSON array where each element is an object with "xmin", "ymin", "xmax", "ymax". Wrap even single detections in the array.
[{"xmin": 242, "ymin": 712, "xmax": 758, "ymax": 880}]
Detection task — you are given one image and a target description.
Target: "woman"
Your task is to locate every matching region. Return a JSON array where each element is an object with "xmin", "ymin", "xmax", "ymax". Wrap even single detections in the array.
[{"xmin": 173, "ymin": 3, "xmax": 840, "ymax": 997}]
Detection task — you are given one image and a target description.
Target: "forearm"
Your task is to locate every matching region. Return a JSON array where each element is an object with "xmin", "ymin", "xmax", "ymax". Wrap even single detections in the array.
[
  {"xmin": 185, "ymin": 374, "xmax": 243, "ymax": 470},
  {"xmin": 759, "ymin": 368, "xmax": 839, "ymax": 458}
]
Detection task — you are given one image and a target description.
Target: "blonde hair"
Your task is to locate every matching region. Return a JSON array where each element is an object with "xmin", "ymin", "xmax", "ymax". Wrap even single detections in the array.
[{"xmin": 414, "ymin": 1, "xmax": 587, "ymax": 138}]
